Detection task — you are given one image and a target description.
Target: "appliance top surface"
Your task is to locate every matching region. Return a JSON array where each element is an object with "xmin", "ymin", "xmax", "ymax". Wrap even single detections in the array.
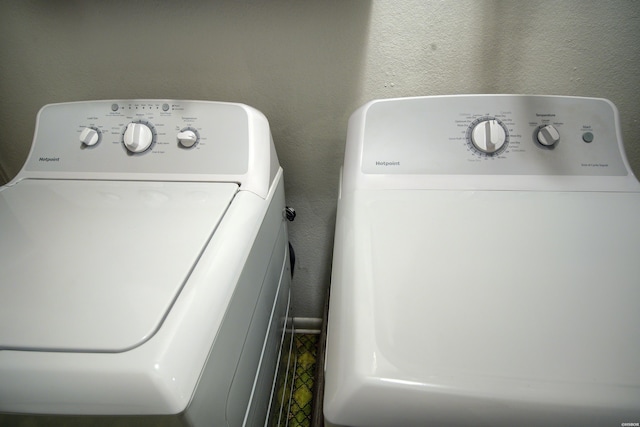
[
  {"xmin": 0, "ymin": 179, "xmax": 238, "ymax": 352},
  {"xmin": 360, "ymin": 189, "xmax": 640, "ymax": 382},
  {"xmin": 341, "ymin": 95, "xmax": 640, "ymax": 193},
  {"xmin": 325, "ymin": 188, "xmax": 640, "ymax": 425}
]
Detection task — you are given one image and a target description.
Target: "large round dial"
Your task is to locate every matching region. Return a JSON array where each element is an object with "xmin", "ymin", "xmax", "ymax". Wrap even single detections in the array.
[
  {"xmin": 469, "ymin": 118, "xmax": 508, "ymax": 155},
  {"xmin": 123, "ymin": 121, "xmax": 154, "ymax": 153}
]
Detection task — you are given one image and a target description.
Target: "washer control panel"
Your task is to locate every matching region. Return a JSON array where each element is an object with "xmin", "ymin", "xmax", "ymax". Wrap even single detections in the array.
[
  {"xmin": 359, "ymin": 95, "xmax": 629, "ymax": 177},
  {"xmin": 22, "ymin": 100, "xmax": 266, "ymax": 178}
]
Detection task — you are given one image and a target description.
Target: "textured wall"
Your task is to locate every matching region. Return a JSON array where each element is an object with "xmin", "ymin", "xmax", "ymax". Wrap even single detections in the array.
[{"xmin": 1, "ymin": 1, "xmax": 639, "ymax": 318}]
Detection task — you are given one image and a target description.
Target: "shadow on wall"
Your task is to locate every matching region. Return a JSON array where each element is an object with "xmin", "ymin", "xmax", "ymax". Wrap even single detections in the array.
[{"xmin": 0, "ymin": 0, "xmax": 373, "ymax": 317}]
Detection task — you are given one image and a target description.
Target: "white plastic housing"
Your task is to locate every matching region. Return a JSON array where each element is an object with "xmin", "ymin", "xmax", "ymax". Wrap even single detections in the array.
[
  {"xmin": 0, "ymin": 100, "xmax": 291, "ymax": 426},
  {"xmin": 325, "ymin": 95, "xmax": 640, "ymax": 427}
]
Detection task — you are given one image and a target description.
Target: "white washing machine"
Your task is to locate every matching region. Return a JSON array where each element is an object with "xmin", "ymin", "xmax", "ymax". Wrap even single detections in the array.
[
  {"xmin": 324, "ymin": 95, "xmax": 640, "ymax": 426},
  {"xmin": 0, "ymin": 100, "xmax": 291, "ymax": 426}
]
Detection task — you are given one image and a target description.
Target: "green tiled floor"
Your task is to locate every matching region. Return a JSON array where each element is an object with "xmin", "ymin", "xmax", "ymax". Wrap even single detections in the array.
[{"xmin": 271, "ymin": 334, "xmax": 319, "ymax": 427}]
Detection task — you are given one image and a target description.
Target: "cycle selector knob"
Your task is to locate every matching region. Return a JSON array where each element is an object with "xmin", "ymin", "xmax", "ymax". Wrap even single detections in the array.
[
  {"xmin": 470, "ymin": 119, "xmax": 507, "ymax": 154},
  {"xmin": 123, "ymin": 122, "xmax": 154, "ymax": 153},
  {"xmin": 537, "ymin": 124, "xmax": 560, "ymax": 147}
]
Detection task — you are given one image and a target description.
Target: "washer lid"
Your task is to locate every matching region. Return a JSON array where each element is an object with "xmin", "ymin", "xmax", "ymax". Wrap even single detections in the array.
[{"xmin": 0, "ymin": 180, "xmax": 238, "ymax": 352}]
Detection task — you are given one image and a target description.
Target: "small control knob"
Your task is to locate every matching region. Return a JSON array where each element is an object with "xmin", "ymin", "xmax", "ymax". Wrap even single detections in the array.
[
  {"xmin": 470, "ymin": 119, "xmax": 507, "ymax": 154},
  {"xmin": 123, "ymin": 122, "xmax": 153, "ymax": 153},
  {"xmin": 79, "ymin": 127, "xmax": 100, "ymax": 146},
  {"xmin": 537, "ymin": 125, "xmax": 560, "ymax": 147},
  {"xmin": 177, "ymin": 130, "xmax": 198, "ymax": 148}
]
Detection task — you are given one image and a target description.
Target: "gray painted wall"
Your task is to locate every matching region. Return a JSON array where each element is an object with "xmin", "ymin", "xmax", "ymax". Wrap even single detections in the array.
[{"xmin": 1, "ymin": 1, "xmax": 639, "ymax": 317}]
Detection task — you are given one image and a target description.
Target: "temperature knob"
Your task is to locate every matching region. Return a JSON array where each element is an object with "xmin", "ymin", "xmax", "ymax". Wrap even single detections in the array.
[
  {"xmin": 177, "ymin": 129, "xmax": 198, "ymax": 148},
  {"xmin": 79, "ymin": 127, "xmax": 100, "ymax": 146},
  {"xmin": 123, "ymin": 122, "xmax": 153, "ymax": 153},
  {"xmin": 470, "ymin": 119, "xmax": 507, "ymax": 154},
  {"xmin": 537, "ymin": 125, "xmax": 560, "ymax": 147}
]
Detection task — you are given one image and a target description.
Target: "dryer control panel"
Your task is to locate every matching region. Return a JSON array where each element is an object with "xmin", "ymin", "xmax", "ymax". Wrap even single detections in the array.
[
  {"xmin": 14, "ymin": 100, "xmax": 277, "ymax": 197},
  {"xmin": 343, "ymin": 95, "xmax": 640, "ymax": 192}
]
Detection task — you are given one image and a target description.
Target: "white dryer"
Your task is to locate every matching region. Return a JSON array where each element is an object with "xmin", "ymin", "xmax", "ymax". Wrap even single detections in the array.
[
  {"xmin": 324, "ymin": 95, "xmax": 640, "ymax": 426},
  {"xmin": 0, "ymin": 100, "xmax": 291, "ymax": 426}
]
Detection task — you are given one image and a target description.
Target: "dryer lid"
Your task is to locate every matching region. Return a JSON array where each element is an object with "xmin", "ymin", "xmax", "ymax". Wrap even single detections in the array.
[
  {"xmin": 363, "ymin": 190, "xmax": 640, "ymax": 386},
  {"xmin": 326, "ymin": 189, "xmax": 640, "ymax": 424},
  {"xmin": 0, "ymin": 179, "xmax": 238, "ymax": 352}
]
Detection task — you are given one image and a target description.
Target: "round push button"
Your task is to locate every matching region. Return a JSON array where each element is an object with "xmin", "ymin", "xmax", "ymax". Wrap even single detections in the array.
[{"xmin": 582, "ymin": 132, "xmax": 594, "ymax": 143}]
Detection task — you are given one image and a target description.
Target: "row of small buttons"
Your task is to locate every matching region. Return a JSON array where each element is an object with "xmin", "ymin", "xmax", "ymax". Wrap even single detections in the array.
[{"xmin": 110, "ymin": 103, "xmax": 171, "ymax": 112}]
